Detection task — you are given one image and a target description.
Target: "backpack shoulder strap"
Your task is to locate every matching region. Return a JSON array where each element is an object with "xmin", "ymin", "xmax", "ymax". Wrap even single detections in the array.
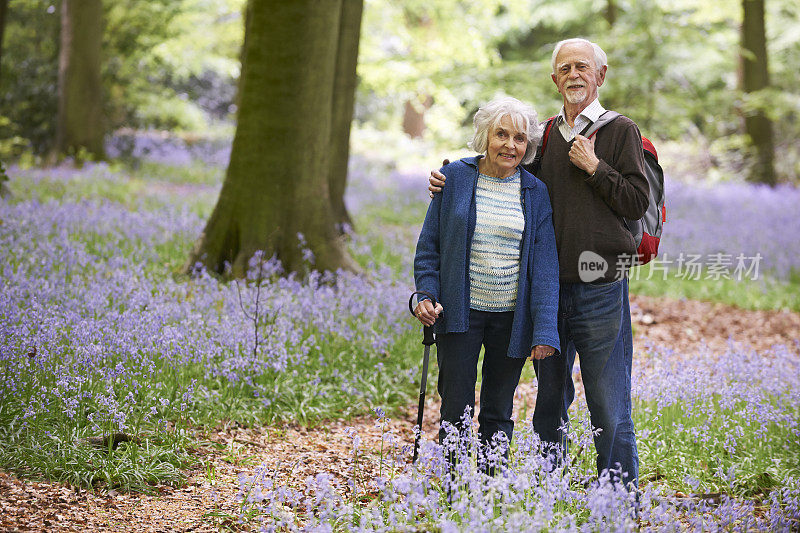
[
  {"xmin": 528, "ymin": 116, "xmax": 557, "ymax": 175},
  {"xmin": 583, "ymin": 110, "xmax": 621, "ymax": 139},
  {"xmin": 540, "ymin": 116, "xmax": 557, "ymax": 153}
]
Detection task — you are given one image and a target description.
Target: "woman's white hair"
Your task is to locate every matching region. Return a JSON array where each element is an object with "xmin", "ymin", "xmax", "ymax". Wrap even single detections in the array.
[
  {"xmin": 468, "ymin": 96, "xmax": 542, "ymax": 165},
  {"xmin": 551, "ymin": 38, "xmax": 608, "ymax": 73}
]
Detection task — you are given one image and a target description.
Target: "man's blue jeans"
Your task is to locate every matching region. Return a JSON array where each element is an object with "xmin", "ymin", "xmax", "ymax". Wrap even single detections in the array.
[
  {"xmin": 436, "ymin": 309, "xmax": 527, "ymax": 447},
  {"xmin": 532, "ymin": 278, "xmax": 639, "ymax": 487}
]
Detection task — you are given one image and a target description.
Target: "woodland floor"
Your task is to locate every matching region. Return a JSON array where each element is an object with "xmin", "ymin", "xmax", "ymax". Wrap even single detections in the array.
[{"xmin": 1, "ymin": 294, "xmax": 799, "ymax": 532}]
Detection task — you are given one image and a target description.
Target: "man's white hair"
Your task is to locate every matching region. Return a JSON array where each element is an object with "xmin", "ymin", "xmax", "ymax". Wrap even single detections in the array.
[
  {"xmin": 468, "ymin": 96, "xmax": 542, "ymax": 165},
  {"xmin": 551, "ymin": 38, "xmax": 608, "ymax": 73}
]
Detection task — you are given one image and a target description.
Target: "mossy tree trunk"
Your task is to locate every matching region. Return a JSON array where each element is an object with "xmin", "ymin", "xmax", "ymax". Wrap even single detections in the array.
[
  {"xmin": 187, "ymin": 0, "xmax": 361, "ymax": 277},
  {"xmin": 54, "ymin": 0, "xmax": 105, "ymax": 161},
  {"xmin": 328, "ymin": 0, "xmax": 363, "ymax": 232},
  {"xmin": 741, "ymin": 0, "xmax": 775, "ymax": 185},
  {"xmin": 0, "ymin": 0, "xmax": 8, "ymax": 84}
]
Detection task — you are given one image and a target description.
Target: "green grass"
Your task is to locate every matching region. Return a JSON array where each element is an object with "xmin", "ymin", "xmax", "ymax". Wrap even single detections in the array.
[
  {"xmin": 0, "ymin": 315, "xmax": 425, "ymax": 491},
  {"xmin": 180, "ymin": 330, "xmax": 425, "ymax": 429},
  {"xmin": 11, "ymin": 169, "xmax": 146, "ymax": 206},
  {"xmin": 0, "ymin": 403, "xmax": 192, "ymax": 492},
  {"xmin": 8, "ymin": 161, "xmax": 219, "ymax": 216},
  {"xmin": 635, "ymin": 396, "xmax": 800, "ymax": 498},
  {"xmin": 350, "ymin": 201, "xmax": 424, "ymax": 275},
  {"xmin": 629, "ymin": 263, "xmax": 800, "ymax": 312},
  {"xmin": 126, "ymin": 160, "xmax": 224, "ymax": 187}
]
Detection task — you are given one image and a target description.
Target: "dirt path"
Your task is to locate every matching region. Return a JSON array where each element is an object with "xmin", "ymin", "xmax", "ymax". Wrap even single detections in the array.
[
  {"xmin": 2, "ymin": 296, "xmax": 799, "ymax": 532},
  {"xmin": 629, "ymin": 294, "xmax": 800, "ymax": 353}
]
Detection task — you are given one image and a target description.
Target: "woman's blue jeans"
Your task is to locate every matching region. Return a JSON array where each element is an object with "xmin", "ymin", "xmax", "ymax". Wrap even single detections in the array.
[
  {"xmin": 532, "ymin": 278, "xmax": 639, "ymax": 487},
  {"xmin": 436, "ymin": 309, "xmax": 527, "ymax": 448}
]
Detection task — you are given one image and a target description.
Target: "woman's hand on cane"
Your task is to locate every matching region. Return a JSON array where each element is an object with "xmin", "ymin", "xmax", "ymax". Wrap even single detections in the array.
[{"xmin": 414, "ymin": 300, "xmax": 443, "ymax": 326}]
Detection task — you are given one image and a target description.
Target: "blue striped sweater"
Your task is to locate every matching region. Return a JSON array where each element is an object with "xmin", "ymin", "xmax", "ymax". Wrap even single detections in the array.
[{"xmin": 470, "ymin": 170, "xmax": 524, "ymax": 311}]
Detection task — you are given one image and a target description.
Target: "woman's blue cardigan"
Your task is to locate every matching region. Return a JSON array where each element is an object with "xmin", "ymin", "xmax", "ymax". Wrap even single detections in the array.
[{"xmin": 414, "ymin": 156, "xmax": 560, "ymax": 358}]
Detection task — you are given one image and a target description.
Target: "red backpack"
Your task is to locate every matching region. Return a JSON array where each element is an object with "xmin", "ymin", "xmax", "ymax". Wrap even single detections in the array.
[{"xmin": 538, "ymin": 111, "xmax": 665, "ymax": 265}]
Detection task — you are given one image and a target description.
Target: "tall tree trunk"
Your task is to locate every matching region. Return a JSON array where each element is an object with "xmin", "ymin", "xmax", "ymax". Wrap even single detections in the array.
[
  {"xmin": 0, "ymin": 0, "xmax": 10, "ymax": 199},
  {"xmin": 0, "ymin": 0, "xmax": 8, "ymax": 85},
  {"xmin": 54, "ymin": 0, "xmax": 105, "ymax": 161},
  {"xmin": 741, "ymin": 0, "xmax": 775, "ymax": 185},
  {"xmin": 187, "ymin": 0, "xmax": 359, "ymax": 276},
  {"xmin": 328, "ymin": 0, "xmax": 363, "ymax": 232}
]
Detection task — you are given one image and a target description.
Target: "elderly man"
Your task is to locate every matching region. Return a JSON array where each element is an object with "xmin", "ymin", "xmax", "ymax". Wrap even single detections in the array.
[{"xmin": 429, "ymin": 38, "xmax": 648, "ymax": 488}]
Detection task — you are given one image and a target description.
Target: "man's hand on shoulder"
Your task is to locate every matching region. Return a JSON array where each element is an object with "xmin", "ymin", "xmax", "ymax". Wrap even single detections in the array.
[
  {"xmin": 569, "ymin": 135, "xmax": 600, "ymax": 176},
  {"xmin": 428, "ymin": 159, "xmax": 449, "ymax": 198}
]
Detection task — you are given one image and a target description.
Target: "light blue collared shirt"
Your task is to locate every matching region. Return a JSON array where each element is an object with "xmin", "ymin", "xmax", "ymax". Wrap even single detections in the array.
[{"xmin": 556, "ymin": 98, "xmax": 606, "ymax": 141}]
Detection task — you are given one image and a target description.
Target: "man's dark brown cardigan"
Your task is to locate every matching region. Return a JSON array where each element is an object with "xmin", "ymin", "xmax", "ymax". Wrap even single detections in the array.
[{"xmin": 525, "ymin": 115, "xmax": 649, "ymax": 283}]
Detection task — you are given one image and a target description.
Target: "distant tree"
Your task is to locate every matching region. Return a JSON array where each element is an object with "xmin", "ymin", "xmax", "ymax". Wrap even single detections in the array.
[
  {"xmin": 53, "ymin": 0, "xmax": 105, "ymax": 161},
  {"xmin": 741, "ymin": 0, "xmax": 775, "ymax": 185},
  {"xmin": 186, "ymin": 0, "xmax": 362, "ymax": 276},
  {"xmin": 605, "ymin": 0, "xmax": 618, "ymax": 27},
  {"xmin": 402, "ymin": 94, "xmax": 433, "ymax": 138},
  {"xmin": 0, "ymin": 0, "xmax": 8, "ymax": 83},
  {"xmin": 1, "ymin": 0, "xmax": 193, "ymax": 156}
]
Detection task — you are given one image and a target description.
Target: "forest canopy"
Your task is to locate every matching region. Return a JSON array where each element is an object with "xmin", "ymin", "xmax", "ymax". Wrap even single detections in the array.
[{"xmin": 1, "ymin": 0, "xmax": 798, "ymax": 182}]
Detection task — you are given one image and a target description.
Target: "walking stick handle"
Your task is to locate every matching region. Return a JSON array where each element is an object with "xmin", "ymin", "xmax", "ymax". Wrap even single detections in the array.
[{"xmin": 408, "ymin": 291, "xmax": 438, "ymax": 346}]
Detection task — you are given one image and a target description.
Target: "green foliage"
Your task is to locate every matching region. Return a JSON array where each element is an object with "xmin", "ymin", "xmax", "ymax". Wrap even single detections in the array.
[
  {"xmin": 127, "ymin": 160, "xmax": 225, "ymax": 187},
  {"xmin": 185, "ymin": 330, "xmax": 425, "ymax": 428},
  {"xmin": 355, "ymin": 0, "xmax": 800, "ymax": 182},
  {"xmin": 103, "ymin": 0, "xmax": 244, "ymax": 130},
  {"xmin": 0, "ymin": 1, "xmax": 60, "ymax": 157},
  {"xmin": 0, "ymin": 406, "xmax": 192, "ymax": 492},
  {"xmin": 2, "ymin": 0, "xmax": 798, "ymax": 179},
  {"xmin": 7, "ymin": 162, "xmax": 219, "ymax": 218},
  {"xmin": 0, "ymin": 0, "xmax": 244, "ymax": 157},
  {"xmin": 129, "ymin": 92, "xmax": 209, "ymax": 132},
  {"xmin": 357, "ymin": 0, "xmax": 552, "ymax": 140}
]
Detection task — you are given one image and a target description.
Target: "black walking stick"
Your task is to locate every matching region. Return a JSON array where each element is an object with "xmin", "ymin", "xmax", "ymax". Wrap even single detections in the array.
[{"xmin": 408, "ymin": 291, "xmax": 438, "ymax": 463}]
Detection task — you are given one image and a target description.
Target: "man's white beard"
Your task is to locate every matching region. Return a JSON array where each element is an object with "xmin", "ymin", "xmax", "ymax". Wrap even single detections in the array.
[{"xmin": 565, "ymin": 88, "xmax": 587, "ymax": 104}]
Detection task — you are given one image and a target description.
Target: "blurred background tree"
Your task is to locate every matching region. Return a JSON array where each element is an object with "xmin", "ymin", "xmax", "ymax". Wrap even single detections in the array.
[
  {"xmin": 741, "ymin": 0, "xmax": 774, "ymax": 185},
  {"xmin": 0, "ymin": 0, "xmax": 798, "ymax": 182},
  {"xmin": 0, "ymin": 0, "xmax": 7, "ymax": 82},
  {"xmin": 52, "ymin": 0, "xmax": 104, "ymax": 161},
  {"xmin": 0, "ymin": 0, "xmax": 241, "ymax": 158}
]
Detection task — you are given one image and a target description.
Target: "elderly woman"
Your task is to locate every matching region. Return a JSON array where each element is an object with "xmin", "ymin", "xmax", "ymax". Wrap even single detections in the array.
[{"xmin": 413, "ymin": 96, "xmax": 560, "ymax": 455}]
